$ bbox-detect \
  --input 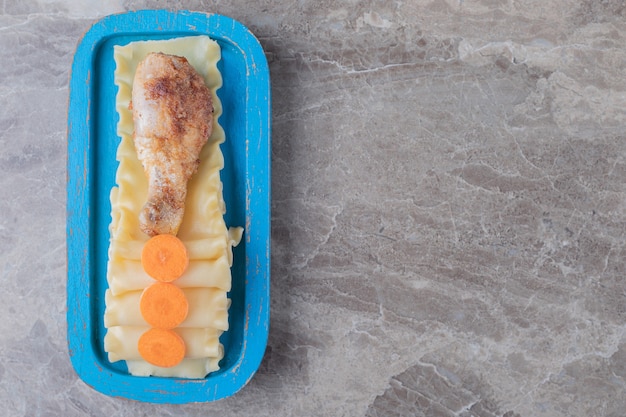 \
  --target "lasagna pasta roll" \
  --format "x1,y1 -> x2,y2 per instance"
107,257 -> 233,295
125,353 -> 224,379
104,288 -> 230,330
103,36 -> 242,378
105,326 -> 223,363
